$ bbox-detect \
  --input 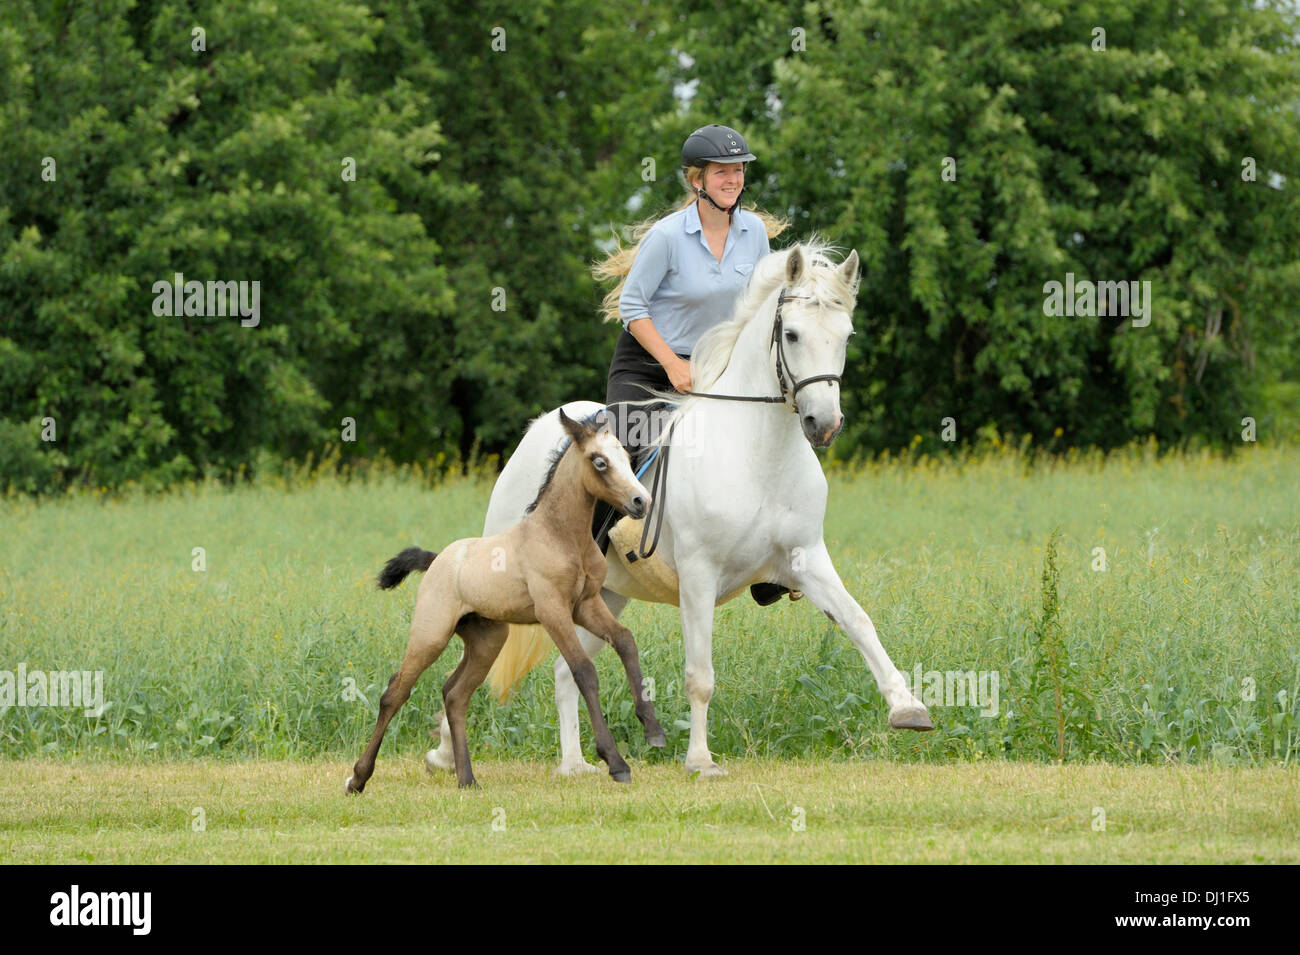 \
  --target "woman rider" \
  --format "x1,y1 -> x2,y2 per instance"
592,124 -> 796,604
596,123 -> 786,406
